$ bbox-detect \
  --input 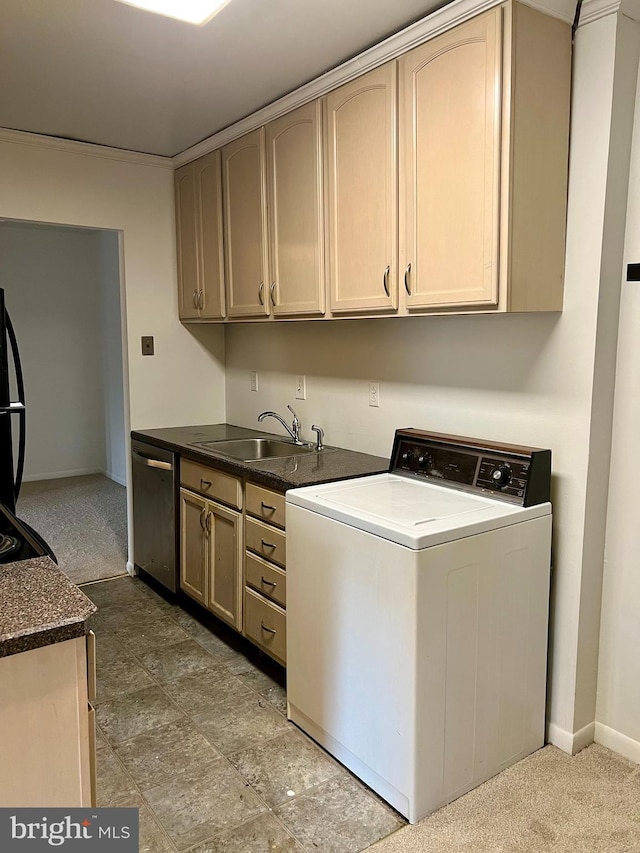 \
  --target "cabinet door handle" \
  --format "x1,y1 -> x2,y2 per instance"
206,511 -> 212,533
261,502 -> 276,512
200,479 -> 212,489
260,622 -> 277,635
270,281 -> 277,306
261,576 -> 277,587
258,282 -> 264,306
383,265 -> 390,297
404,263 -> 412,295
193,290 -> 199,308
199,507 -> 207,530
198,290 -> 204,309
261,539 -> 276,550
